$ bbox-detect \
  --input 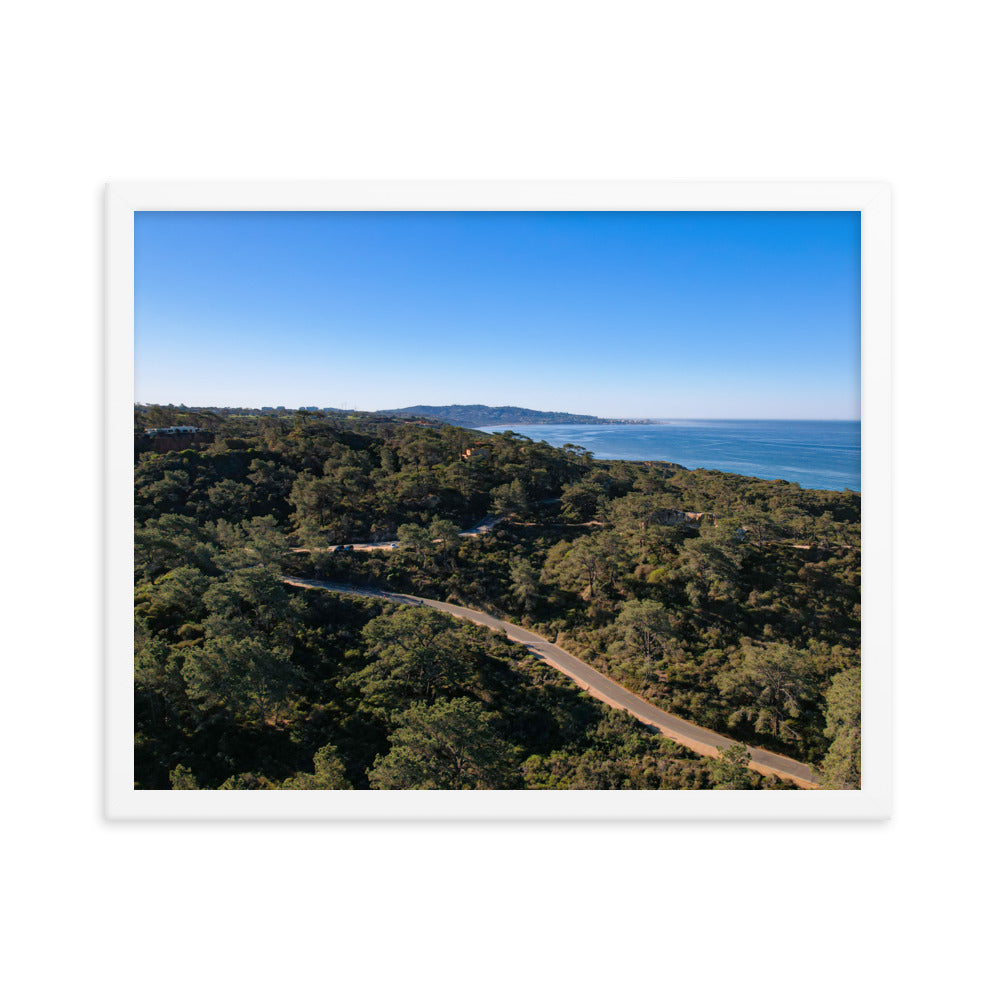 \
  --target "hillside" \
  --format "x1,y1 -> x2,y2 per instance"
379,404 -> 654,427
134,404 -> 861,791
